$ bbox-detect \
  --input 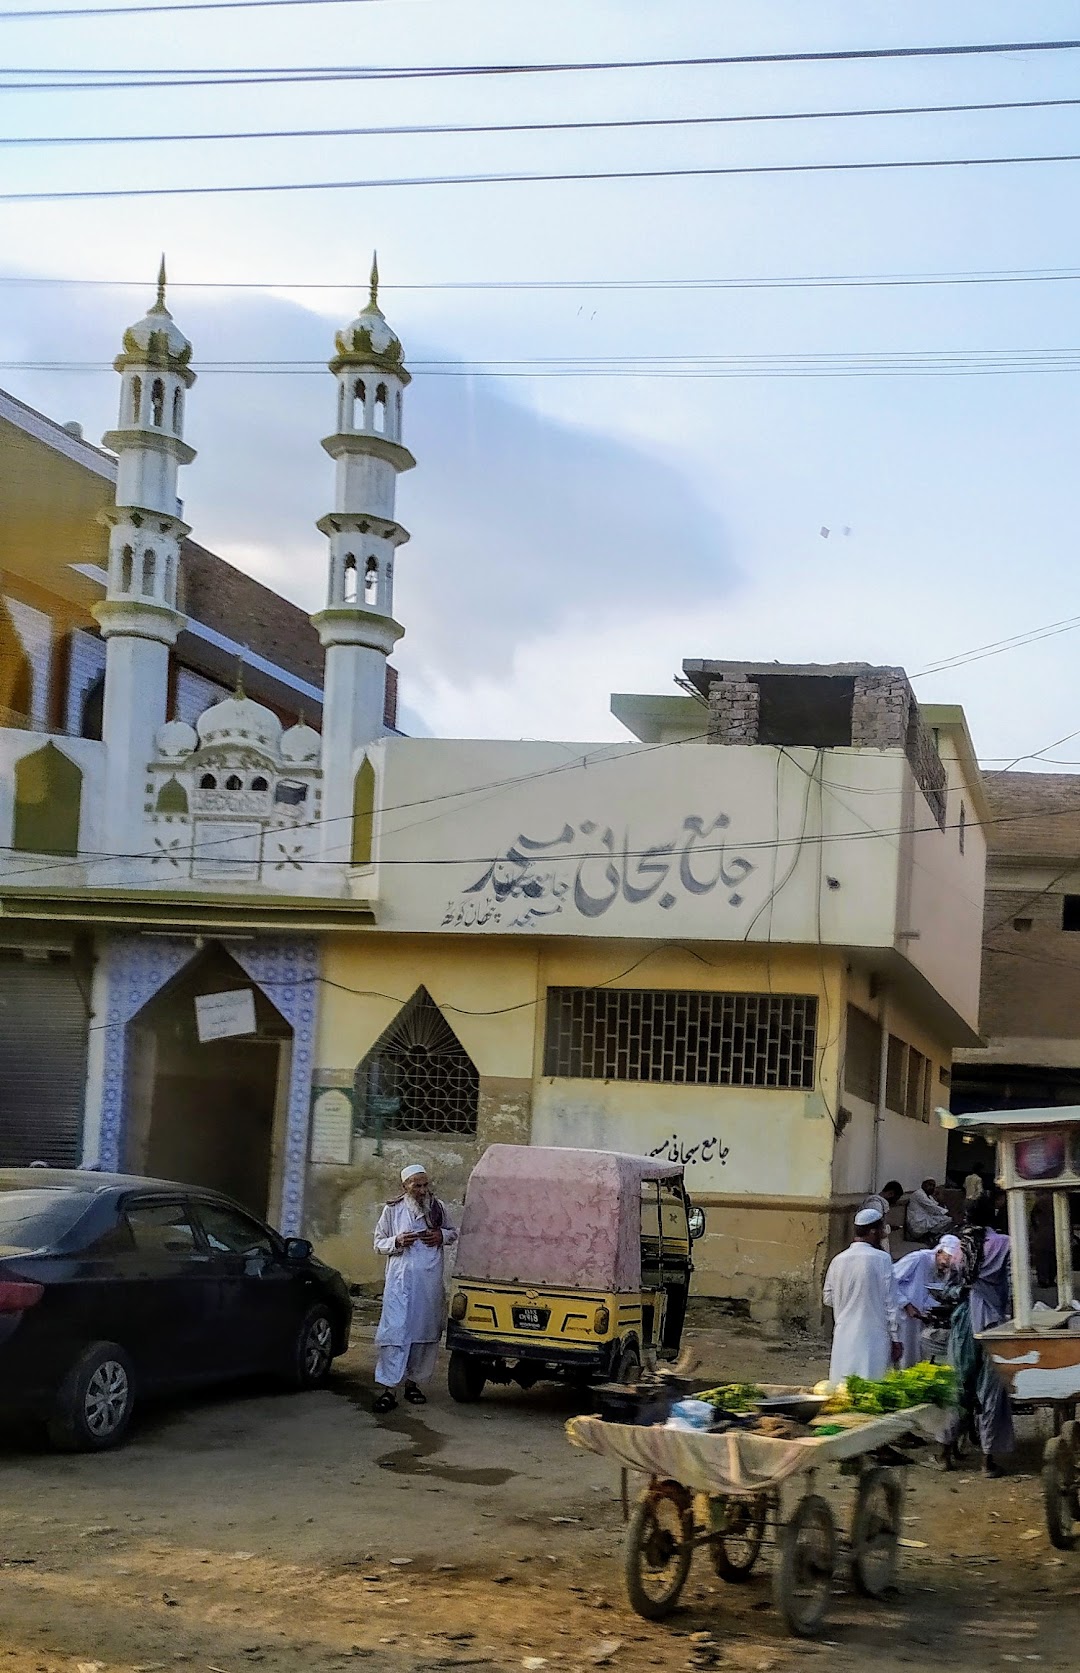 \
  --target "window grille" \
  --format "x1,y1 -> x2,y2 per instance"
543,988 -> 817,1089
354,986 -> 479,1136
885,1034 -> 906,1113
